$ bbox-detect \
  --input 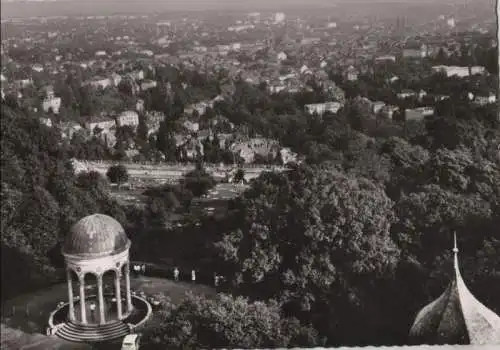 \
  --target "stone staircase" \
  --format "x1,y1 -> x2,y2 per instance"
56,320 -> 130,342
